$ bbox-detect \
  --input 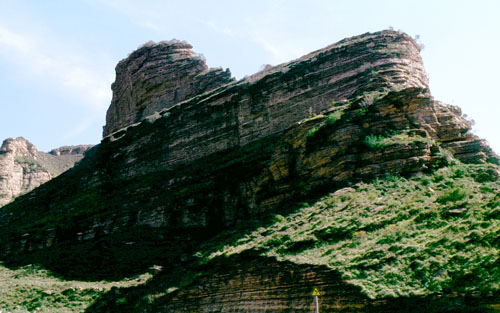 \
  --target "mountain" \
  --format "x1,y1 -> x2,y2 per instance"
0,30 -> 498,312
0,137 -> 93,206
